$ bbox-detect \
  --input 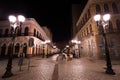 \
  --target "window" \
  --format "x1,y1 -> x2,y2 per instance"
24,27 -> 29,36
88,9 -> 91,18
29,38 -> 34,47
4,29 -> 9,37
23,43 -> 27,55
84,29 -> 86,36
10,27 -> 14,37
85,14 -> 87,22
8,43 -> 13,55
17,27 -> 22,36
1,44 -> 6,57
108,21 -> 113,33
104,21 -> 113,33
34,29 -> 36,36
112,2 -> 119,14
90,24 -> 92,33
116,19 -> 120,30
87,27 -> 89,34
96,4 -> 101,14
15,43 -> 20,54
37,31 -> 39,37
0,29 -> 2,37
104,3 -> 109,13
82,18 -> 85,26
